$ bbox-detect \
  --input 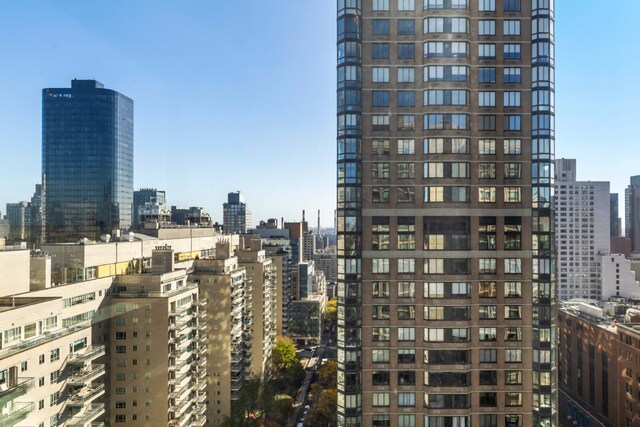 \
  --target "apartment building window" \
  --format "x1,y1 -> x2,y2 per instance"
50,348 -> 60,362
504,44 -> 521,60
479,91 -> 495,107
479,139 -> 496,155
425,114 -> 467,130
372,349 -> 390,363
505,415 -> 523,427
504,0 -> 521,12
115,345 -> 127,354
373,91 -> 390,107
479,67 -> 496,83
424,41 -> 468,58
479,281 -> 497,298
397,187 -> 415,203
373,415 -> 390,427
398,43 -> 415,59
398,327 -> 416,341
397,0 -> 415,11
505,392 -> 523,407
424,216 -> 470,250
372,281 -> 390,298
504,258 -> 522,274
505,349 -> 522,363
398,68 -> 415,83
505,305 -> 522,319
504,67 -> 521,83
398,258 -> 415,273
505,327 -> 523,341
373,0 -> 390,11
372,138 -> 390,155
372,19 -> 390,35
480,371 -> 497,385
115,415 -> 126,423
398,282 -> 415,298
372,328 -> 390,342
505,281 -> 522,298
372,43 -> 390,59
372,392 -> 390,407
398,115 -> 415,131
424,17 -> 468,33
398,217 -> 416,249
504,20 -> 521,36
398,414 -> 416,427
424,186 -> 444,203
479,20 -> 495,35
398,139 -> 415,155
398,19 -> 415,35
504,91 -> 521,107
479,163 -> 496,179
372,67 -> 390,83
479,328 -> 497,341
478,115 -> 496,131
504,187 -> 522,203
479,0 -> 495,11
479,305 -> 497,320
372,259 -> 390,274
479,258 -> 497,274
373,371 -> 390,385
372,186 -> 390,203
424,0 -> 468,8
504,162 -> 521,179
425,65 -> 468,82
480,349 -> 497,363
506,371 -> 523,385
398,91 -> 415,107
504,139 -> 521,154
398,349 -> 416,363
373,305 -> 391,320
479,187 -> 496,203
479,44 -> 496,59
372,162 -> 390,179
